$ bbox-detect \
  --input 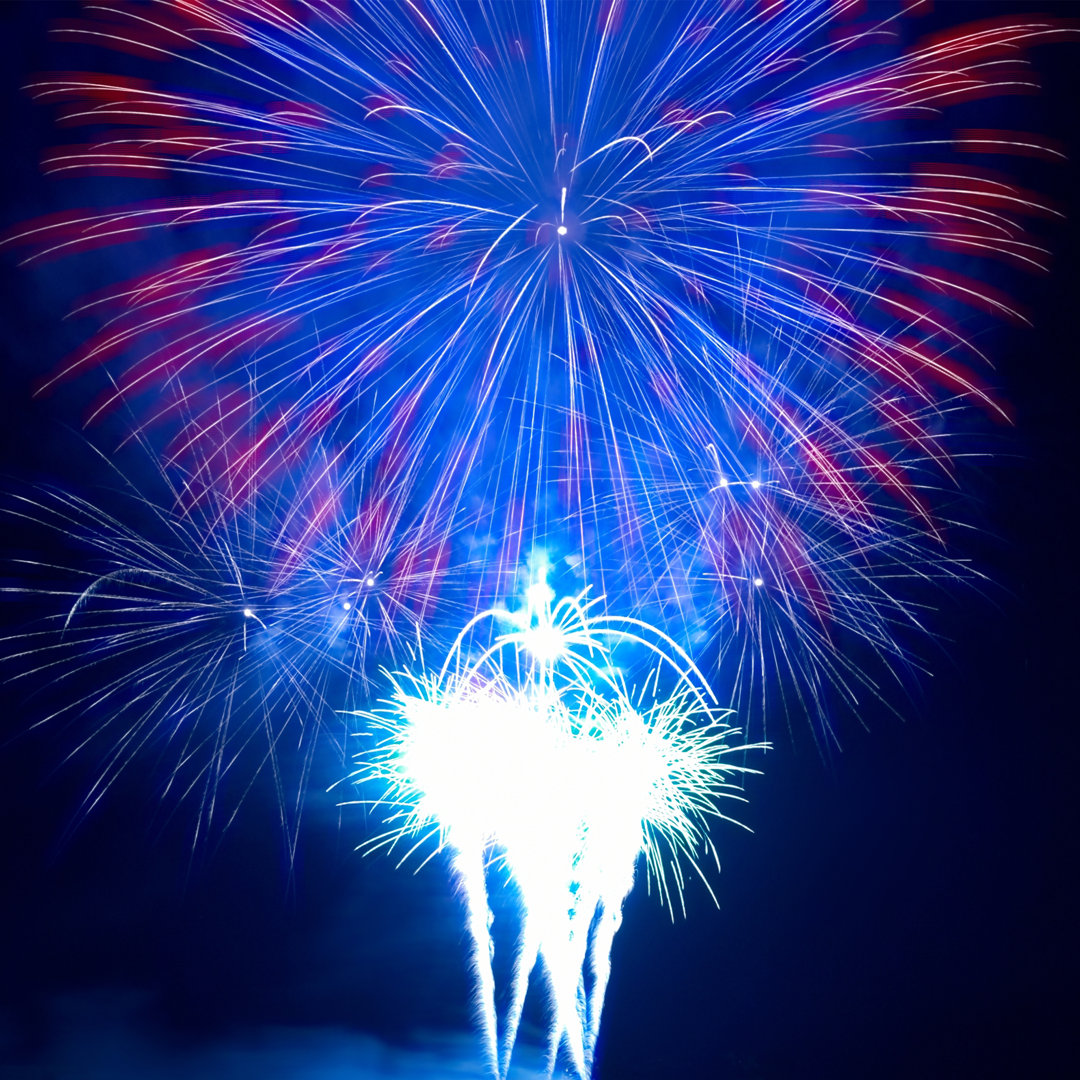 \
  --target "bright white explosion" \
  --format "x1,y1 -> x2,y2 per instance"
350,572 -> 765,1078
